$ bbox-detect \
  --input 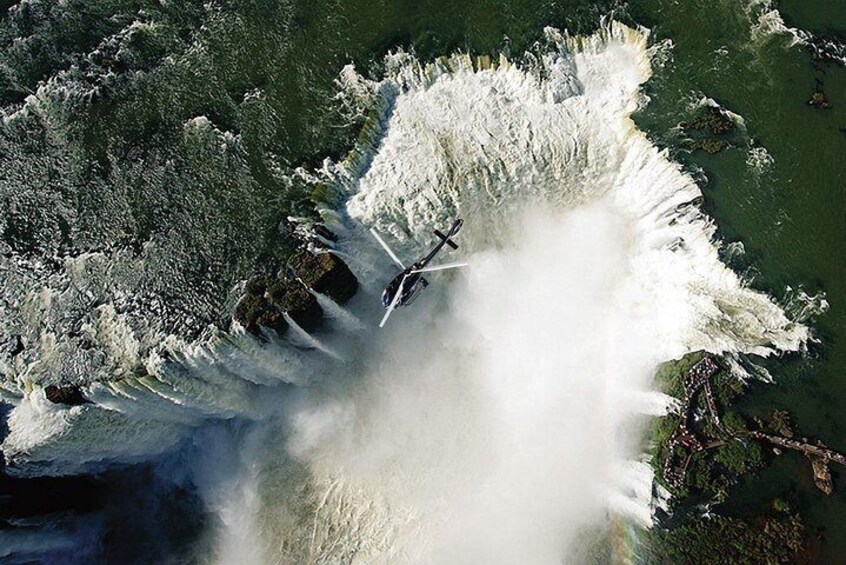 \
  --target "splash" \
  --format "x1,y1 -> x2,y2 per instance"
745,0 -> 808,47
746,146 -> 775,175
